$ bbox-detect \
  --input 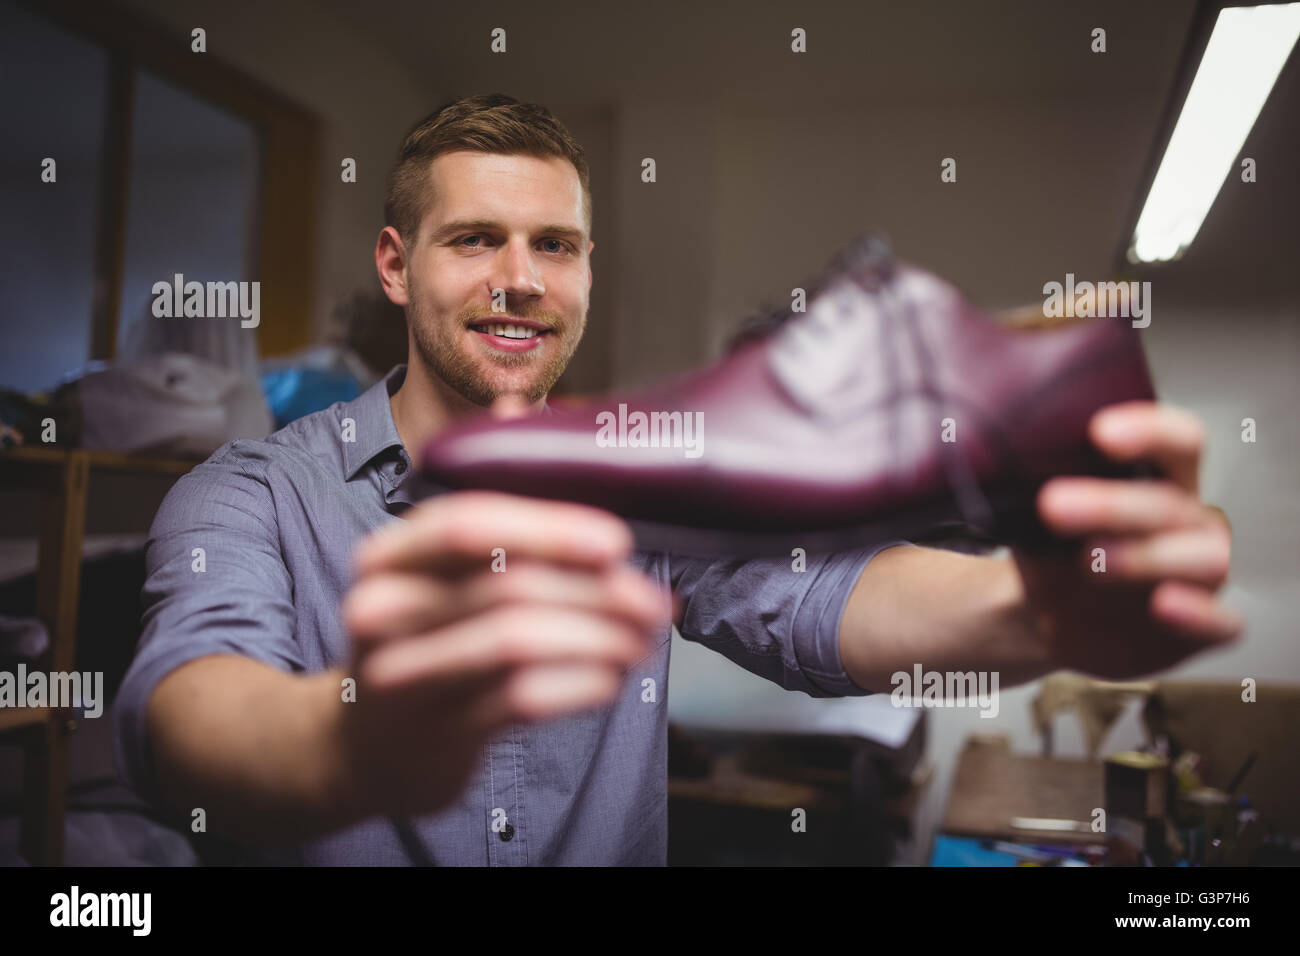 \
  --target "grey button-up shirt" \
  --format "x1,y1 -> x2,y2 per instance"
114,365 -> 892,865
